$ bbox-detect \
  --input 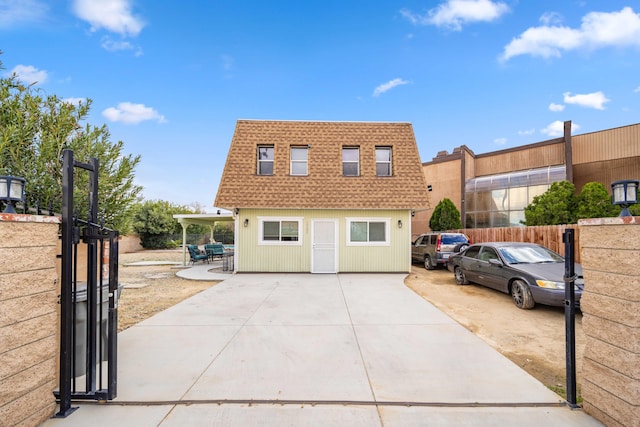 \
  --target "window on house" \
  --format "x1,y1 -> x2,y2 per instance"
259,217 -> 303,245
376,147 -> 392,176
290,146 -> 308,176
342,147 -> 359,176
346,218 -> 390,246
257,145 -> 274,175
